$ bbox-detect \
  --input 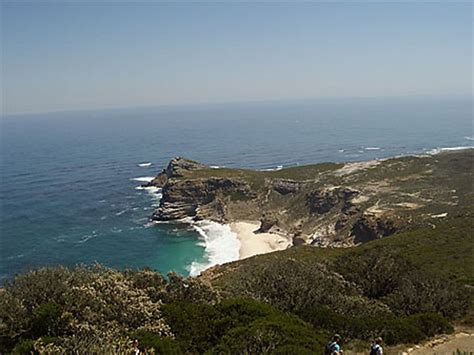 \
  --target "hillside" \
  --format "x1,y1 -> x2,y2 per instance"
148,149 -> 473,247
